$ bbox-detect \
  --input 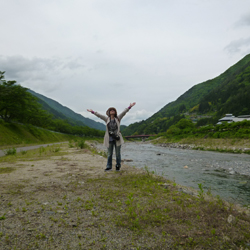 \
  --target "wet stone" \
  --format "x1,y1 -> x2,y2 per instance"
227,214 -> 236,224
5,224 -> 15,229
46,211 -> 55,215
57,210 -> 66,214
182,190 -> 194,195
